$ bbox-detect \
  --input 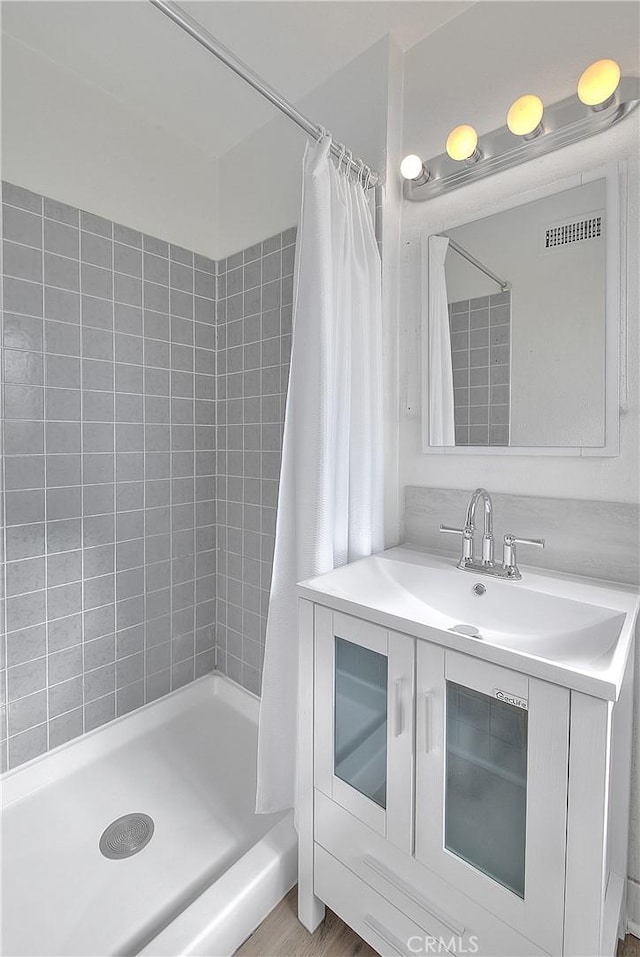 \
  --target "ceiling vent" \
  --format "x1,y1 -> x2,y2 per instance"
544,211 -> 603,251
